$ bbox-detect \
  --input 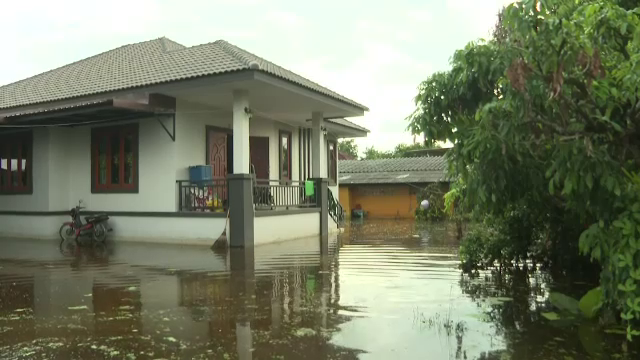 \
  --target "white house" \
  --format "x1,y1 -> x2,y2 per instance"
0,37 -> 368,246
